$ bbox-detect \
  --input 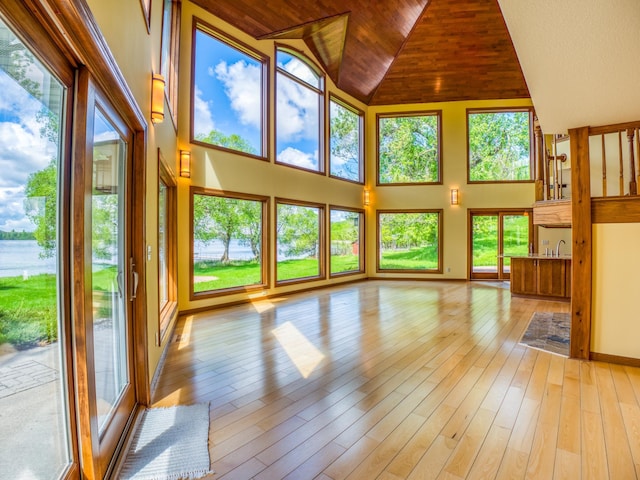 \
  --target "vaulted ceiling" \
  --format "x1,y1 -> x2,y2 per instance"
191,0 -> 530,105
